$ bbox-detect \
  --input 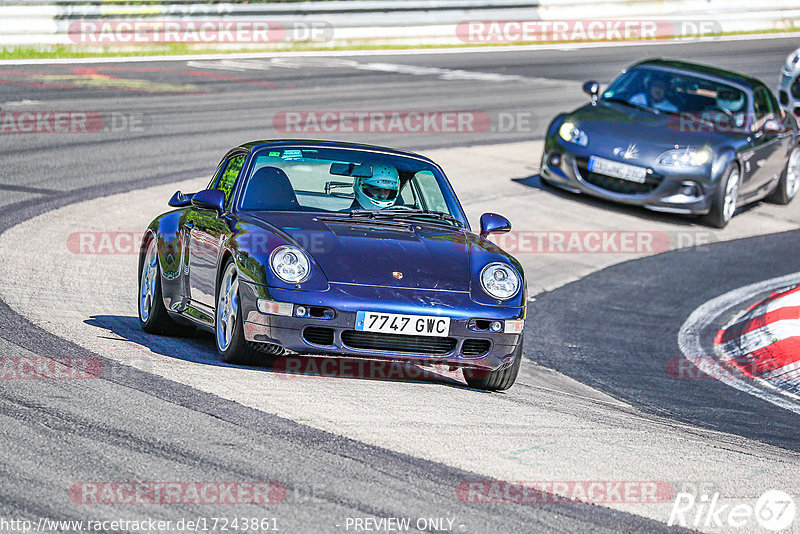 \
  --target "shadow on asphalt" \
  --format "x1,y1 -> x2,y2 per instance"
85,314 -> 468,388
